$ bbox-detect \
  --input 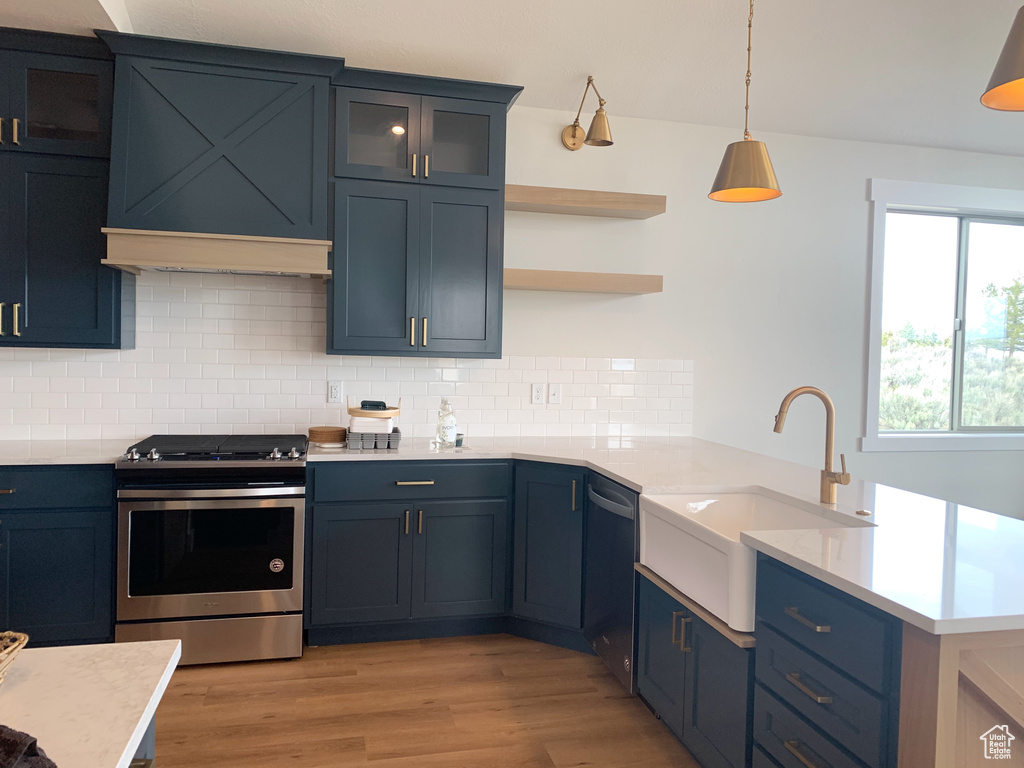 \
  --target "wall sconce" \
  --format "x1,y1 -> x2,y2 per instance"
982,5 -> 1024,110
708,0 -> 781,202
561,76 -> 613,150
